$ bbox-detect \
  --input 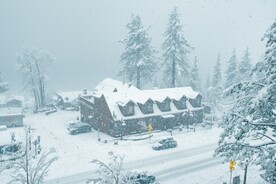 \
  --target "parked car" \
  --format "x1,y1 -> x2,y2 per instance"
124,171 -> 156,184
67,122 -> 91,135
152,137 -> 177,150
0,143 -> 23,155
